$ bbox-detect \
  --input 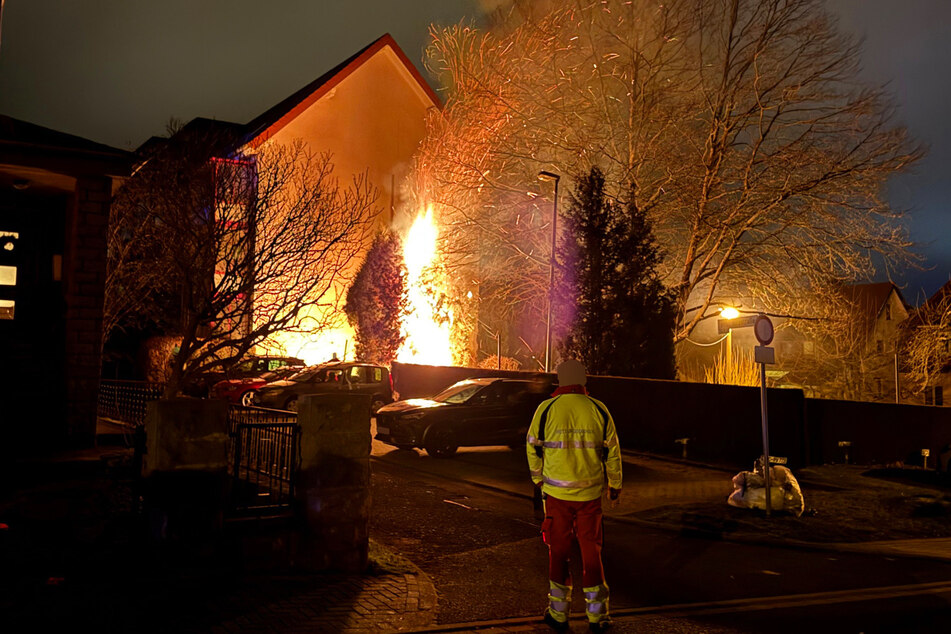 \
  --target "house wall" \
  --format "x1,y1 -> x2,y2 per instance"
257,47 -> 435,364
63,176 -> 110,442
